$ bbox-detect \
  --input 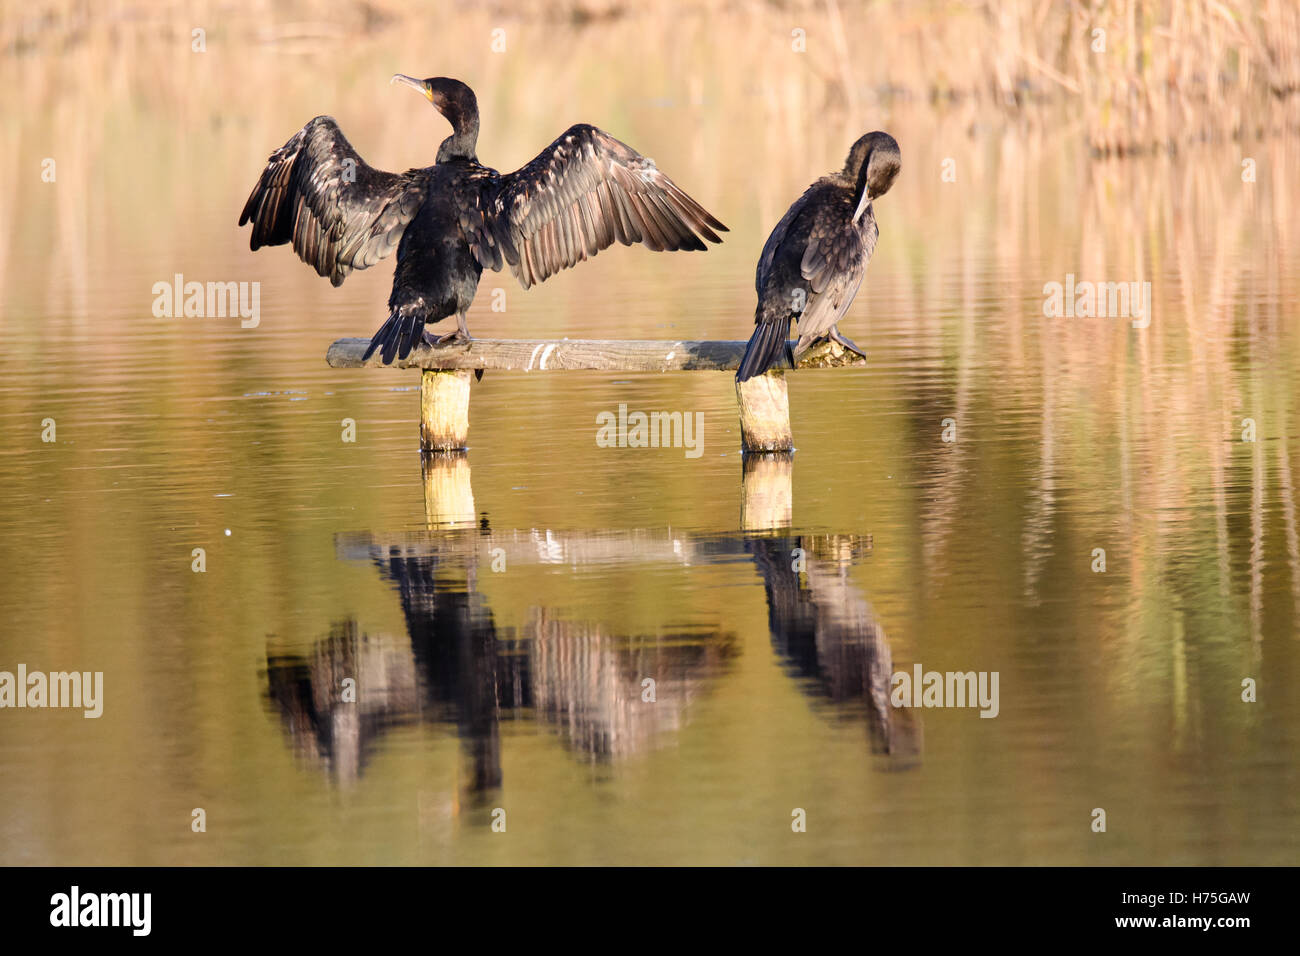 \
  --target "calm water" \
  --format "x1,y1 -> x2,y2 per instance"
1,13 -> 1298,865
